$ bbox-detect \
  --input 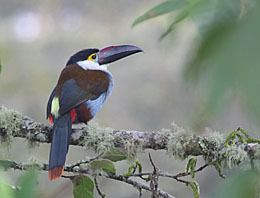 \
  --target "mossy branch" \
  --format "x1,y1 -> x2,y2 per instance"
1,106 -> 260,198
0,106 -> 260,164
